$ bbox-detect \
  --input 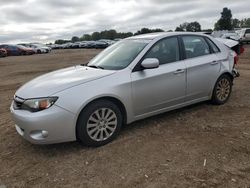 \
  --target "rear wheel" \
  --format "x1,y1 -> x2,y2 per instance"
76,100 -> 122,147
211,74 -> 233,105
